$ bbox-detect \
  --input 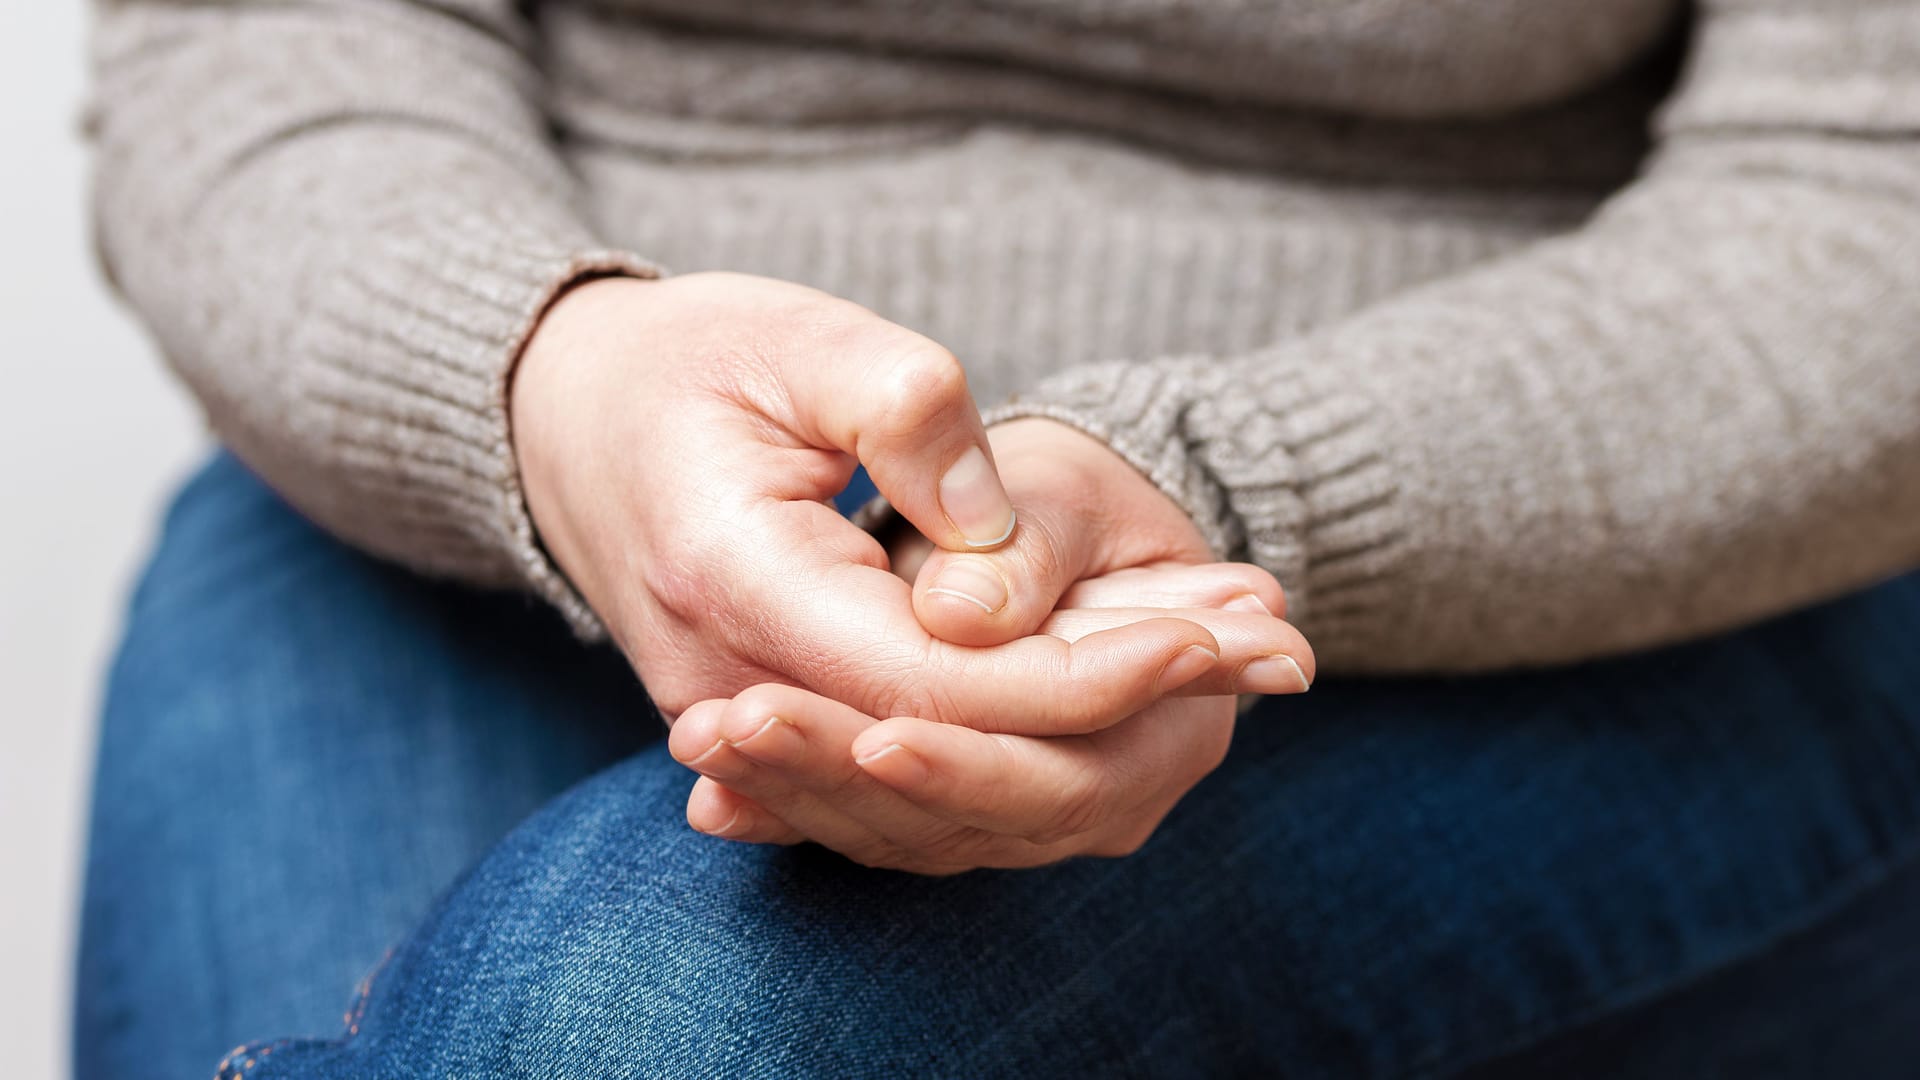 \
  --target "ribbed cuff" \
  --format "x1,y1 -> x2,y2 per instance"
302,207 -> 661,639
985,355 -> 1407,656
